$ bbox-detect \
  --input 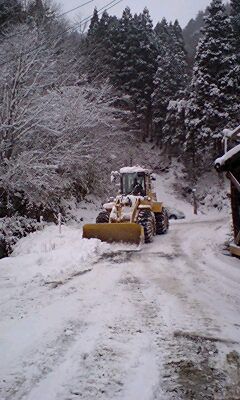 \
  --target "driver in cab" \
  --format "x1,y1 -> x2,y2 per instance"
132,178 -> 145,196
